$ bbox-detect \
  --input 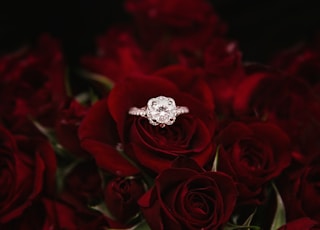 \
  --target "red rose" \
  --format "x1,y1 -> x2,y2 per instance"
55,99 -> 89,157
0,125 -> 56,223
216,121 -> 291,204
271,41 -> 320,86
138,158 -> 238,230
233,66 -> 312,120
60,163 -> 150,228
125,0 -> 225,48
0,202 -> 46,229
79,66 -> 216,175
81,1 -> 227,86
0,198 -> 109,230
0,34 -> 67,128
280,156 -> 320,223
204,38 -> 245,115
81,27 -> 150,83
233,65 -> 315,121
42,198 -> 108,230
278,218 -> 320,230
104,176 -> 145,222
233,66 -> 319,155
